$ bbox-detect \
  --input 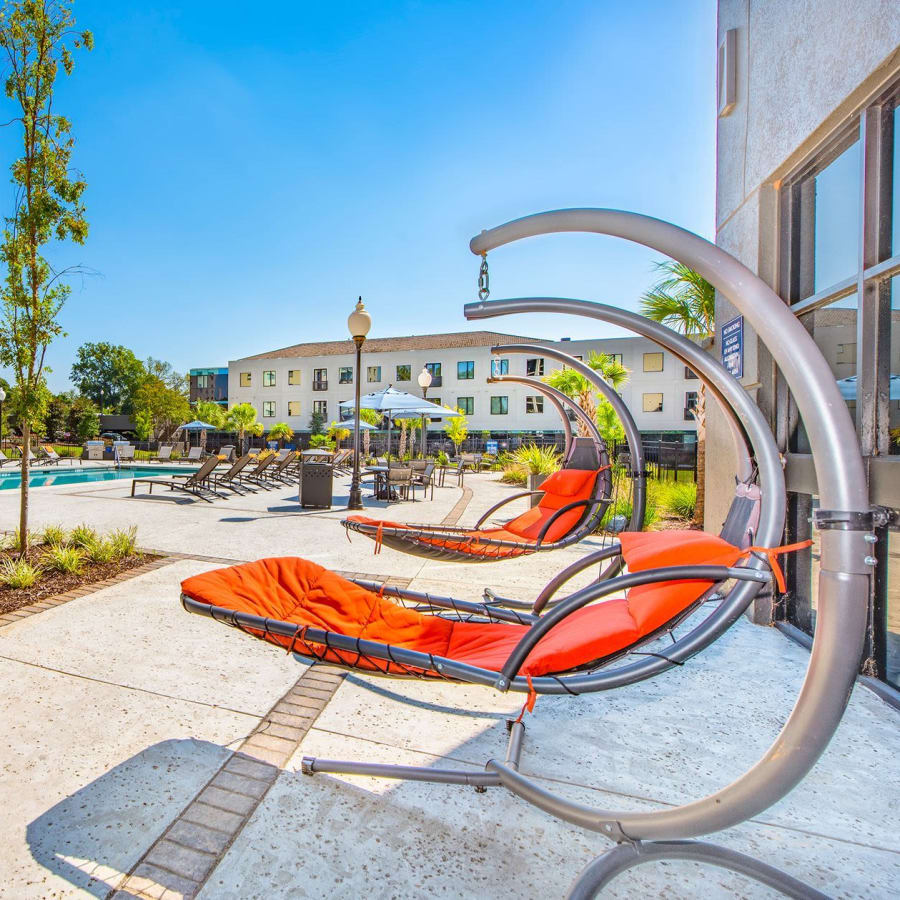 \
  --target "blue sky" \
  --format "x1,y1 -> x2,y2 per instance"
1,0 -> 717,392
